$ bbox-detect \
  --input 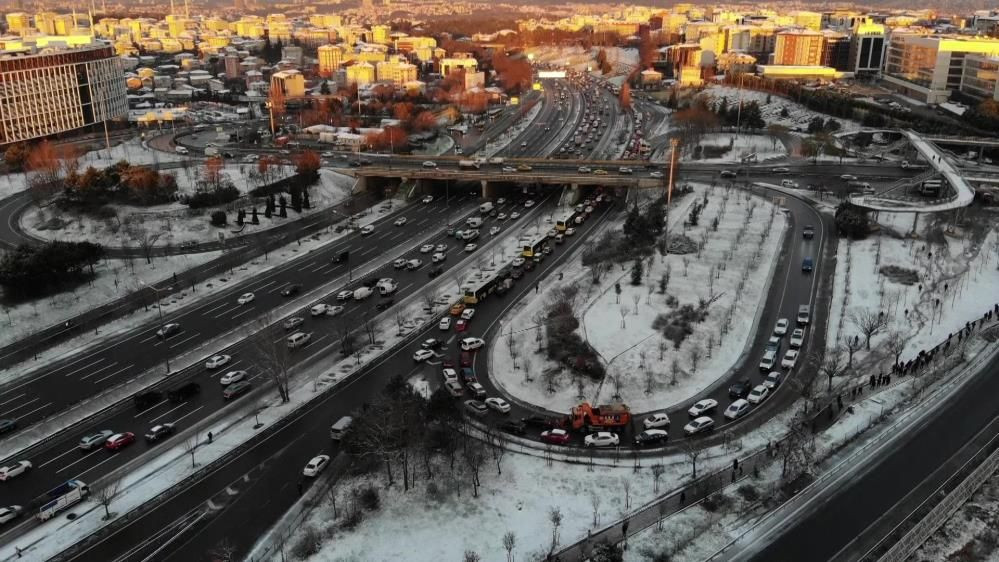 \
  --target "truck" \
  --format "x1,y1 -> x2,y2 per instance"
568,402 -> 631,432
900,160 -> 928,170
38,480 -> 89,521
488,157 -> 505,165
458,160 -> 480,170
478,202 -> 494,214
